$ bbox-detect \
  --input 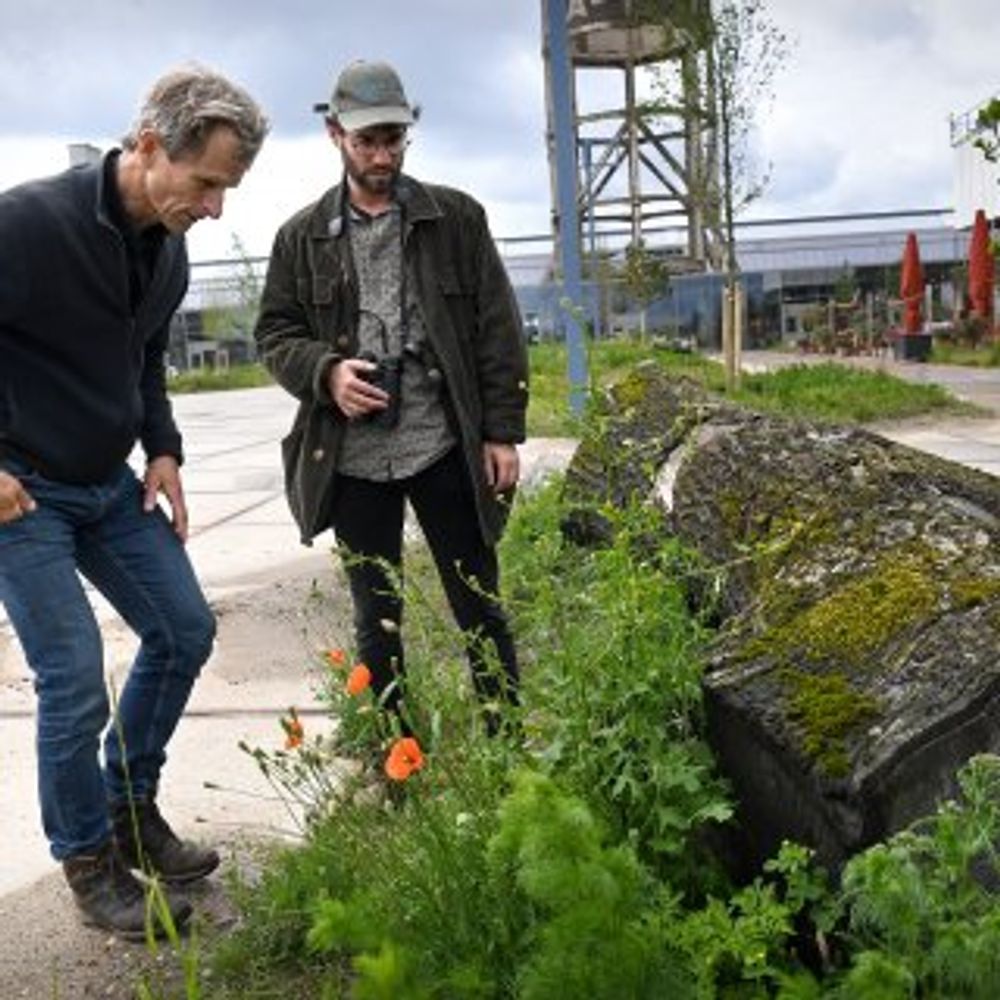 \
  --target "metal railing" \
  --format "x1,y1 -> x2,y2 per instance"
949,93 -> 1000,148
